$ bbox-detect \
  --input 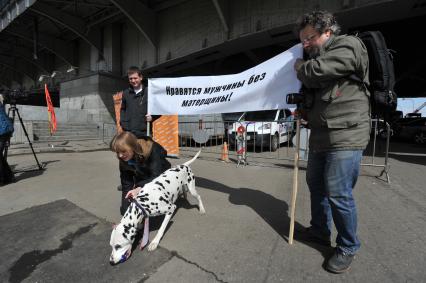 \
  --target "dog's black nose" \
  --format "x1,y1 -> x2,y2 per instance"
109,261 -> 117,266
